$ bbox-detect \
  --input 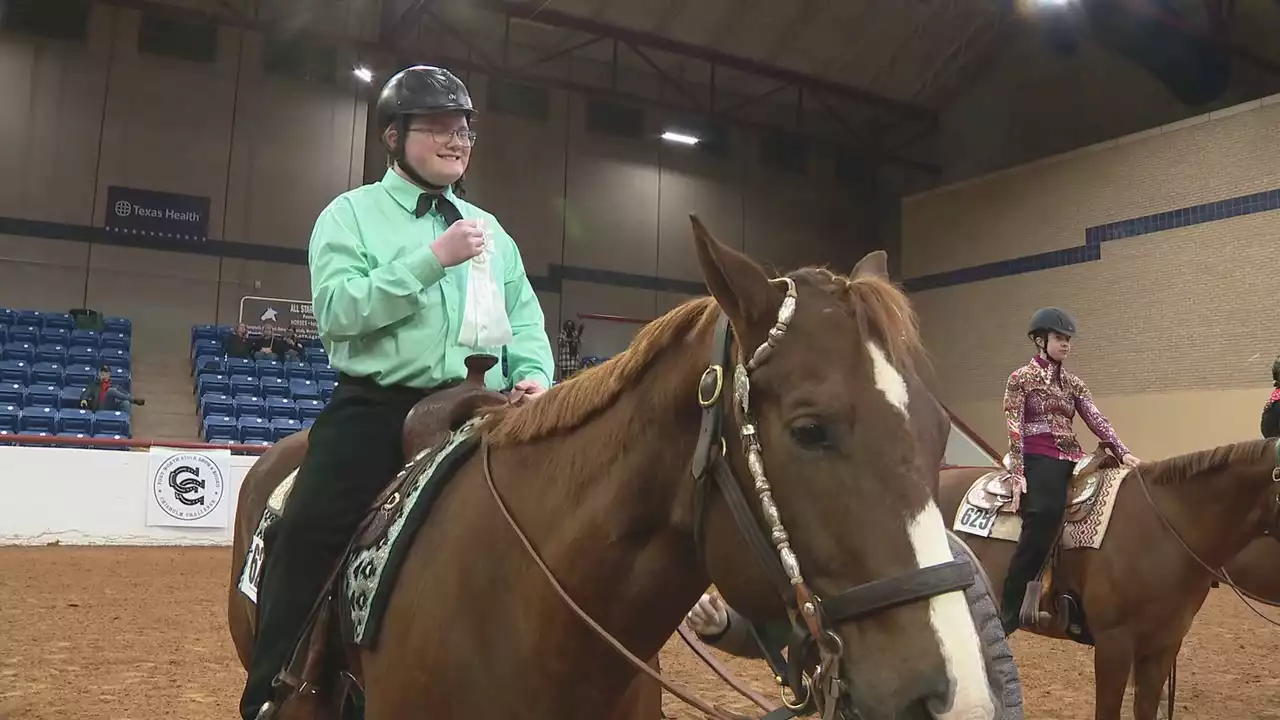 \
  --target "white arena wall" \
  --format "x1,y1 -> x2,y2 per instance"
0,445 -> 258,546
